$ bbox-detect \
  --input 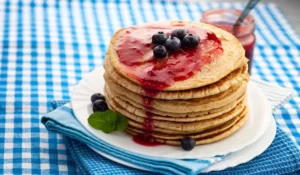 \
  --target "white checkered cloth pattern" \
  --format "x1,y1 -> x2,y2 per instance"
0,0 -> 299,174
